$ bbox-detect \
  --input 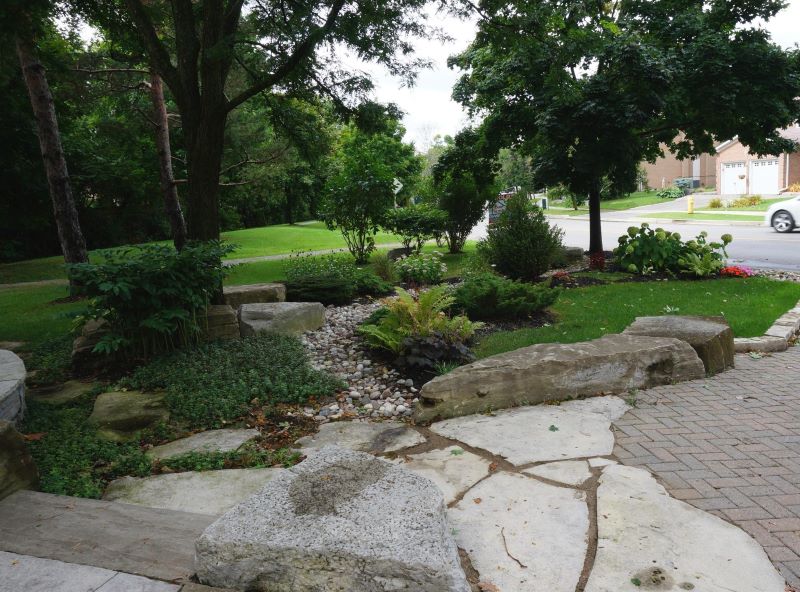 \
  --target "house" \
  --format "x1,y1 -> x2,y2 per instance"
641,148 -> 717,190
715,126 -> 800,195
